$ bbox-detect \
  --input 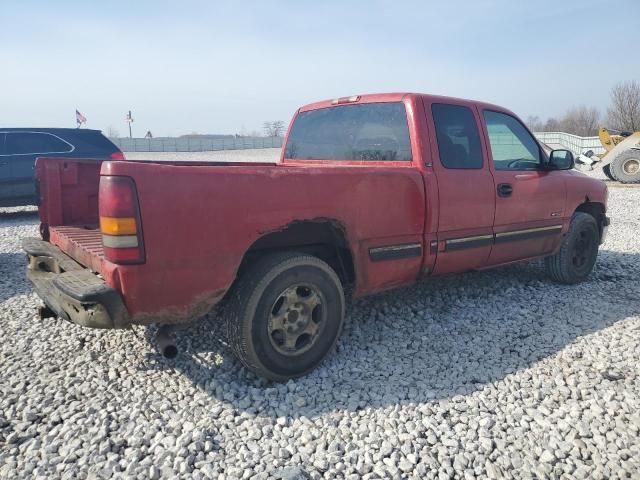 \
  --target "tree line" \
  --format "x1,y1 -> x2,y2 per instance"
526,80 -> 640,136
